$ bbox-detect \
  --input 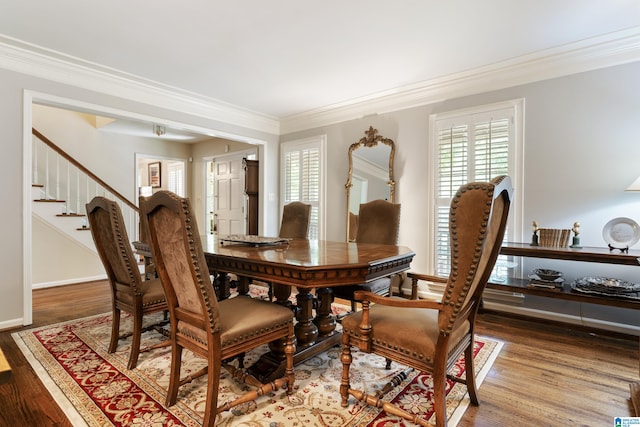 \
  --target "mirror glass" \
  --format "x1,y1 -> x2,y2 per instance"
346,126 -> 395,241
